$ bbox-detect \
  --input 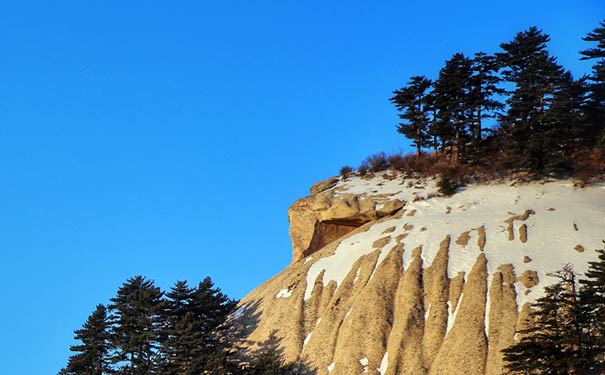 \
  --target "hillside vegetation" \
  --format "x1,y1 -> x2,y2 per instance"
343,21 -> 605,185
